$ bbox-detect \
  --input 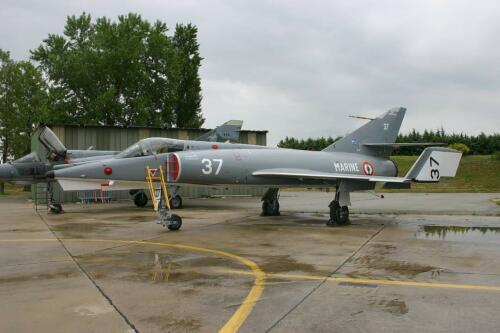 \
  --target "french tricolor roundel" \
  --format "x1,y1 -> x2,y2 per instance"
362,161 -> 375,176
